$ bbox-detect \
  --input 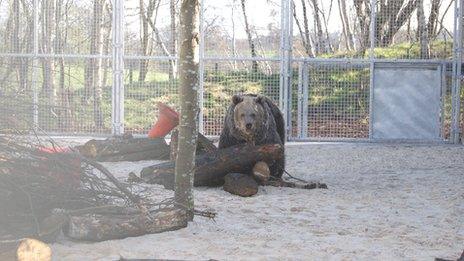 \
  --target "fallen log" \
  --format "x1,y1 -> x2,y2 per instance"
65,208 -> 188,241
76,137 -> 169,162
141,144 -> 283,190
